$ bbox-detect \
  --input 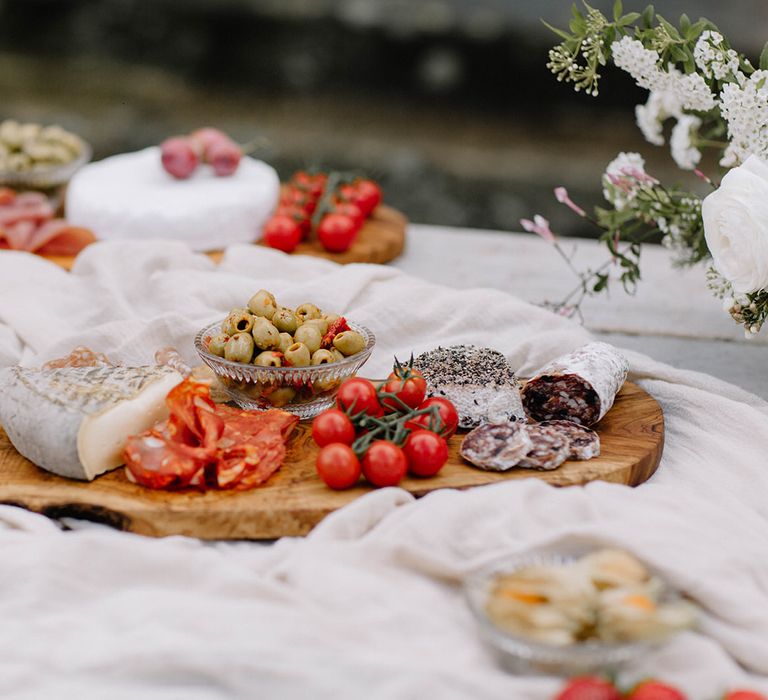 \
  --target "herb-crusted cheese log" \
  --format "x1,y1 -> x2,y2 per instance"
0,365 -> 182,480
522,342 -> 629,426
414,345 -> 525,429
